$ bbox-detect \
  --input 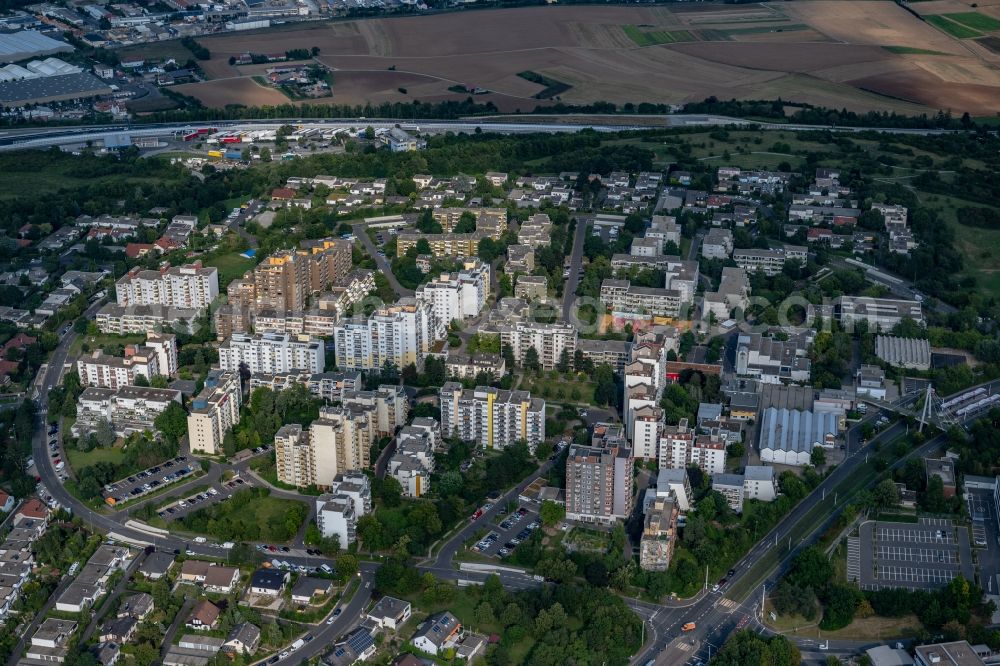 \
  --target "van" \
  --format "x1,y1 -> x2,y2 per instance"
194,537 -> 207,544
320,564 -> 333,574
682,622 -> 696,632
290,639 -> 305,652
